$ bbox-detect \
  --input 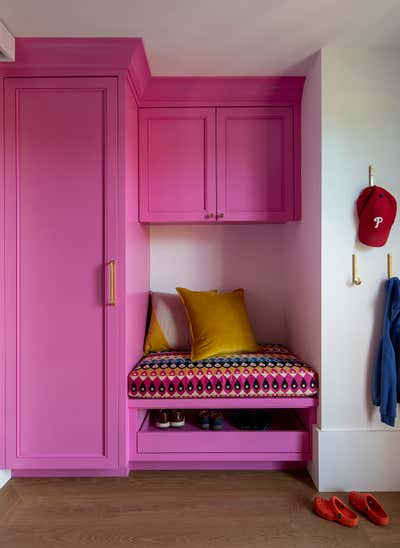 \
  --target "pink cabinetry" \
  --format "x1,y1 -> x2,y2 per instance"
4,77 -> 120,470
139,106 -> 297,223
0,76 -> 4,470
0,38 -> 307,476
139,108 -> 216,222
217,107 -> 294,222
128,399 -> 317,470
